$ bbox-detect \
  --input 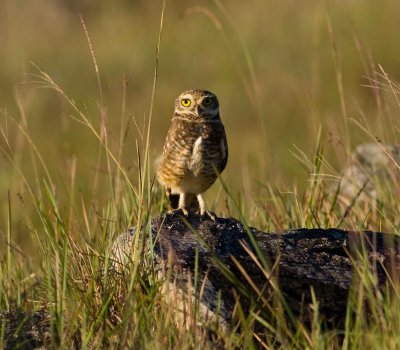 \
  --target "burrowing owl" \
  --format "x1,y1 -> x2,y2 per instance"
156,89 -> 228,218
